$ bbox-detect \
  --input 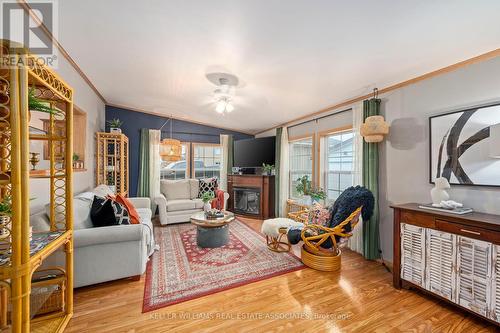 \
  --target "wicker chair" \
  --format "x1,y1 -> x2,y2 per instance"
286,199 -> 310,223
300,207 -> 362,271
